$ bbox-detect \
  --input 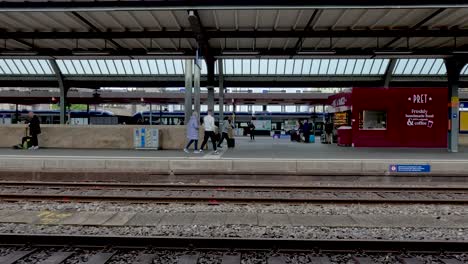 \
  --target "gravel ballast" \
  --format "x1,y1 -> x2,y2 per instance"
0,201 -> 466,216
